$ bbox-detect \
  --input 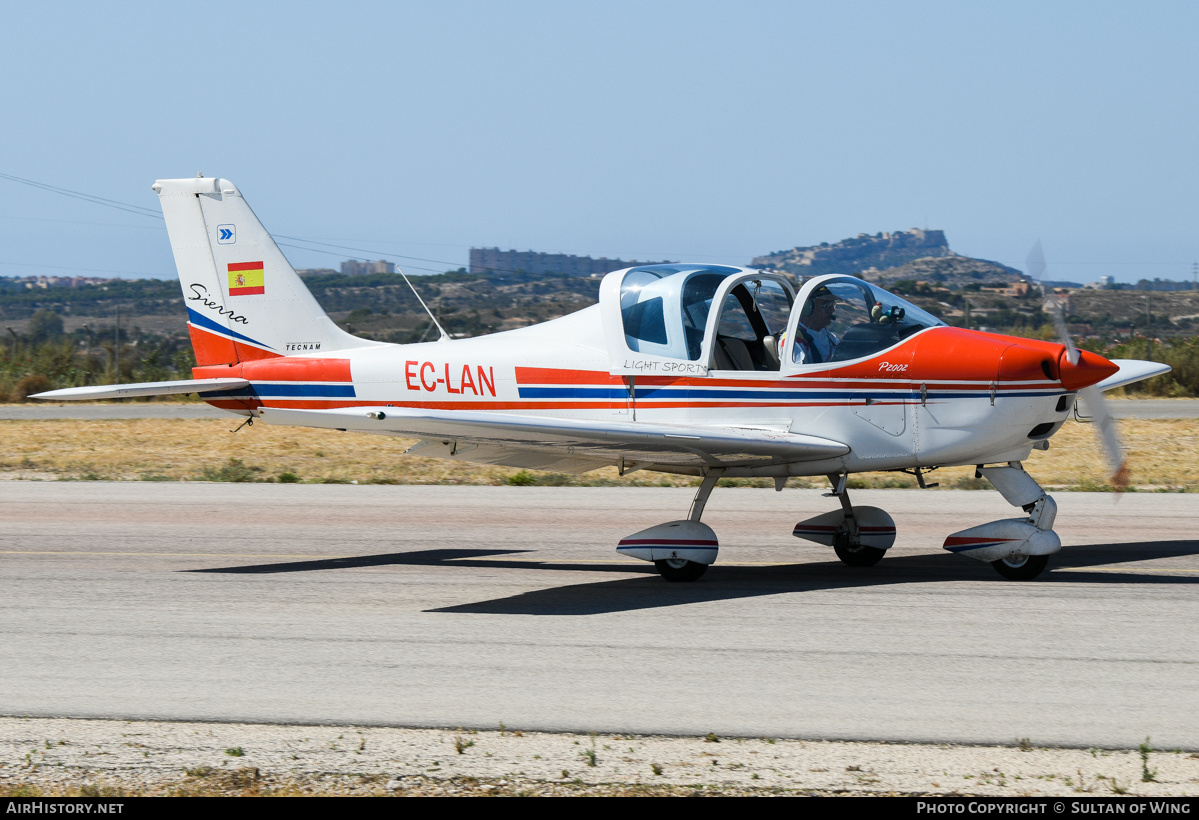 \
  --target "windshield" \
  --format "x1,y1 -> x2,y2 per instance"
792,278 -> 944,364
